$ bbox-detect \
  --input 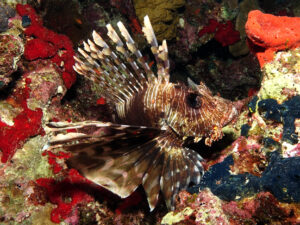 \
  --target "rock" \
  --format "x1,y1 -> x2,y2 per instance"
229,0 -> 260,57
0,34 -> 24,88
